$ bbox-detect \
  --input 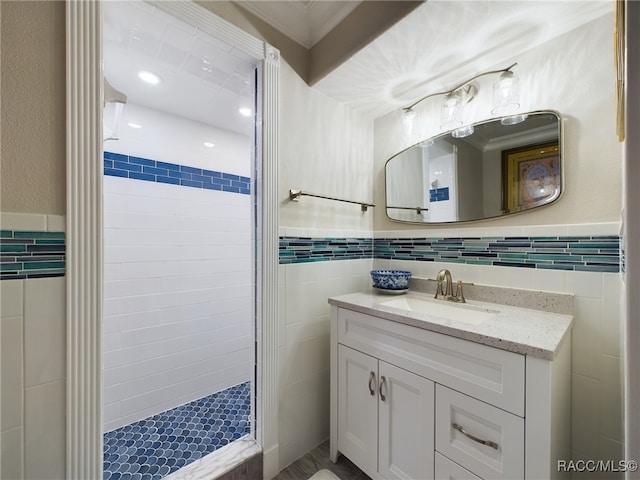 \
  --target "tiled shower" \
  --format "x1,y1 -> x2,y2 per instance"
101,102 -> 255,477
101,146 -> 254,478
